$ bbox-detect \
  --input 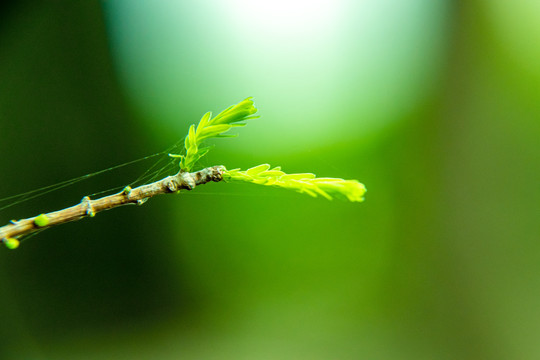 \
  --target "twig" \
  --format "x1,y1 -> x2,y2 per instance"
0,166 -> 224,246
